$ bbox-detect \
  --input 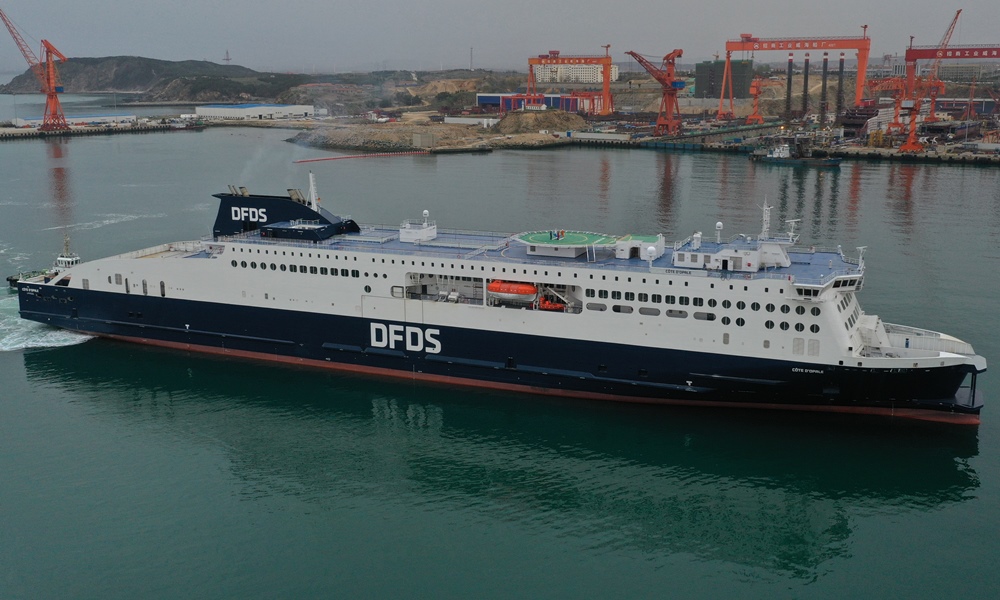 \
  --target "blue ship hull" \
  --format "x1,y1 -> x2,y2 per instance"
17,280 -> 982,423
